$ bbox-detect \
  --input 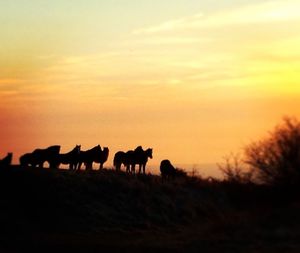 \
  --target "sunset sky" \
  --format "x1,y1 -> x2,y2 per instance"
1,0 -> 300,175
